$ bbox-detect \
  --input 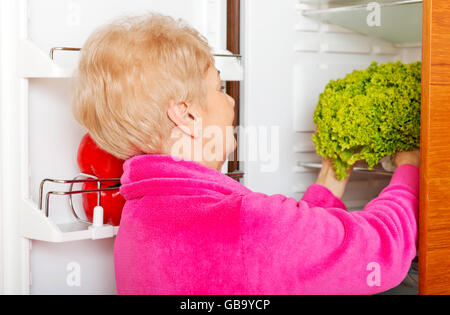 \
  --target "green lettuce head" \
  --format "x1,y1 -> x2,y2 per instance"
312,61 -> 421,180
